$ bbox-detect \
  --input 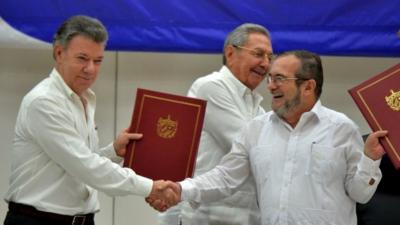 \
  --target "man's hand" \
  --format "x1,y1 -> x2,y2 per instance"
113,128 -> 143,157
364,130 -> 388,160
145,180 -> 181,212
